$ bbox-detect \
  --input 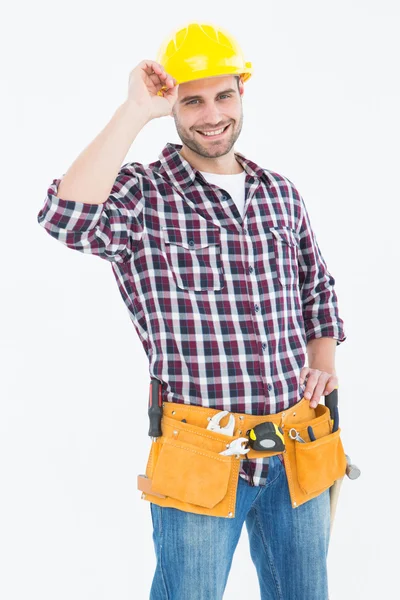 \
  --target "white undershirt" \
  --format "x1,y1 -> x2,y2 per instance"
199,170 -> 247,218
